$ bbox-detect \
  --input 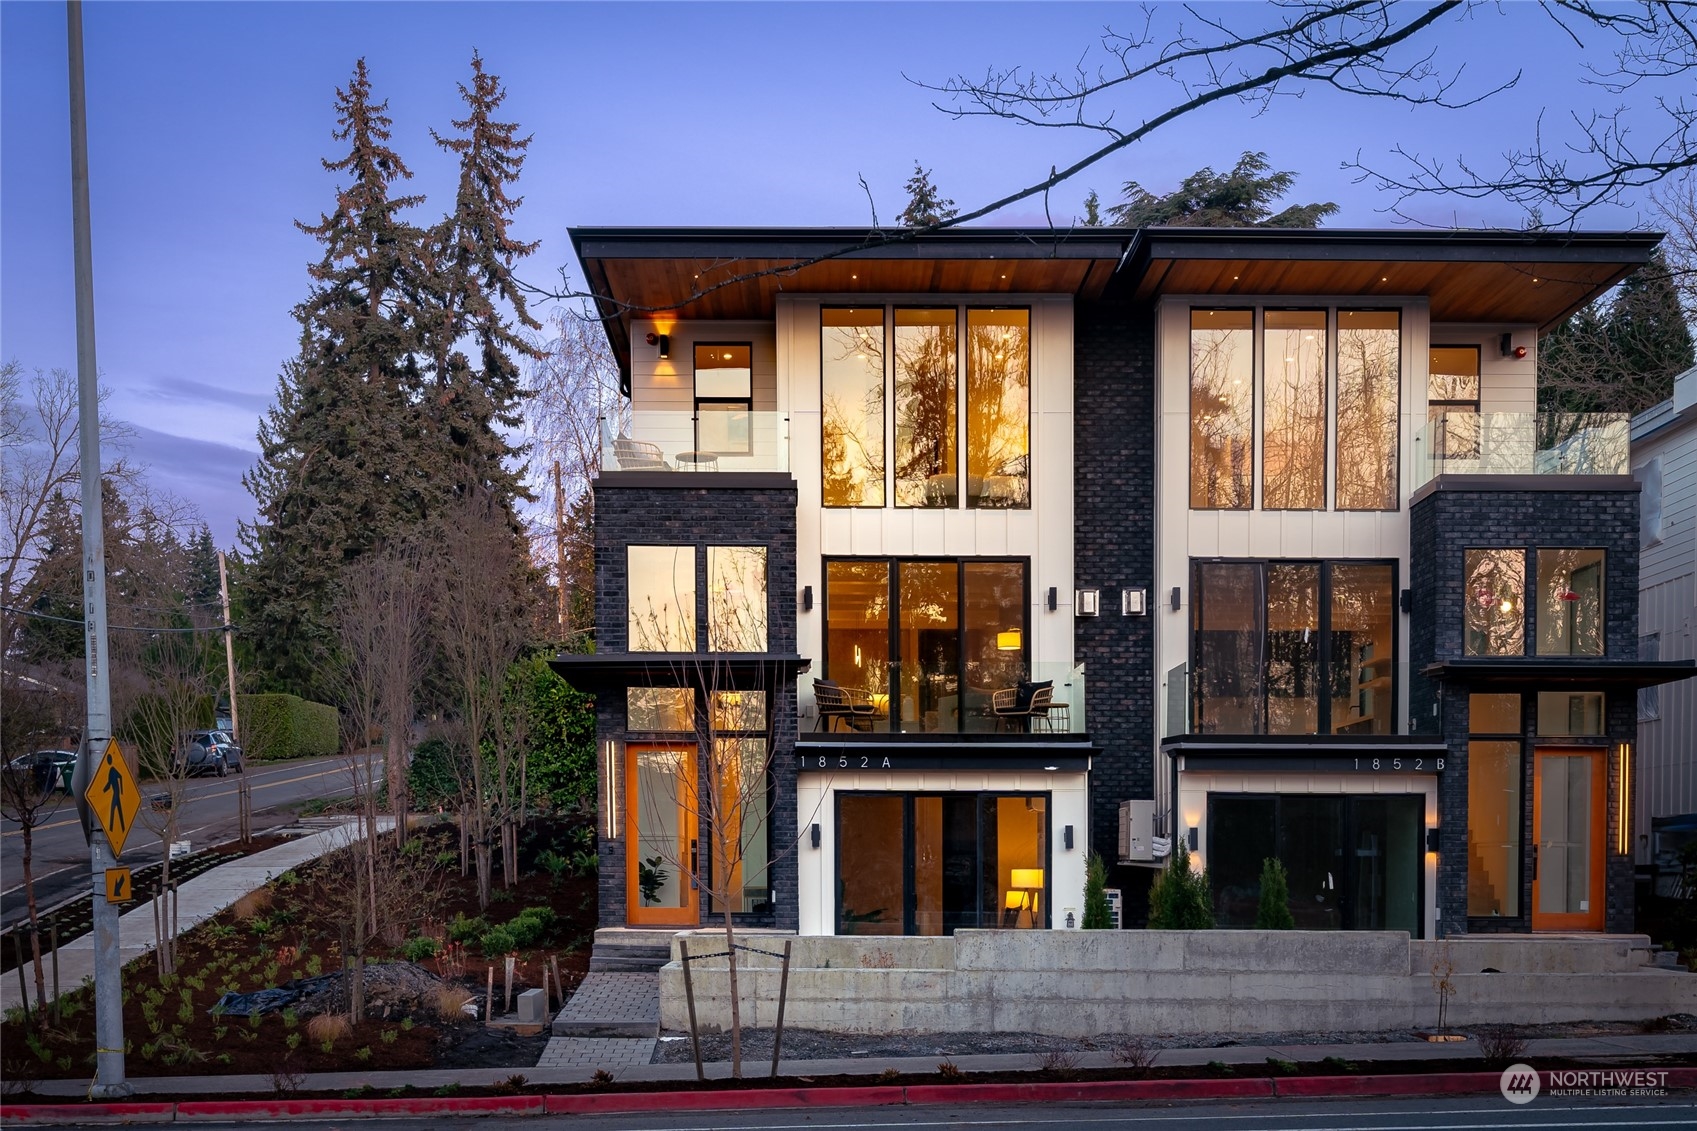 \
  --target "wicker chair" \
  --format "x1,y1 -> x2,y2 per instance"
990,682 -> 1054,732
813,679 -> 880,732
612,437 -> 670,470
